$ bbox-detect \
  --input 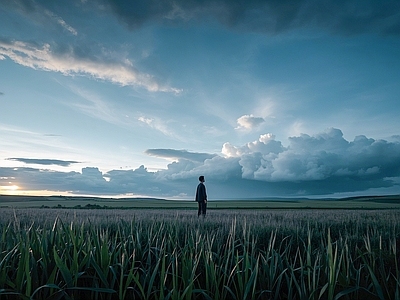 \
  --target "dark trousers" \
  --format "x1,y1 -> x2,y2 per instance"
198,201 -> 207,217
